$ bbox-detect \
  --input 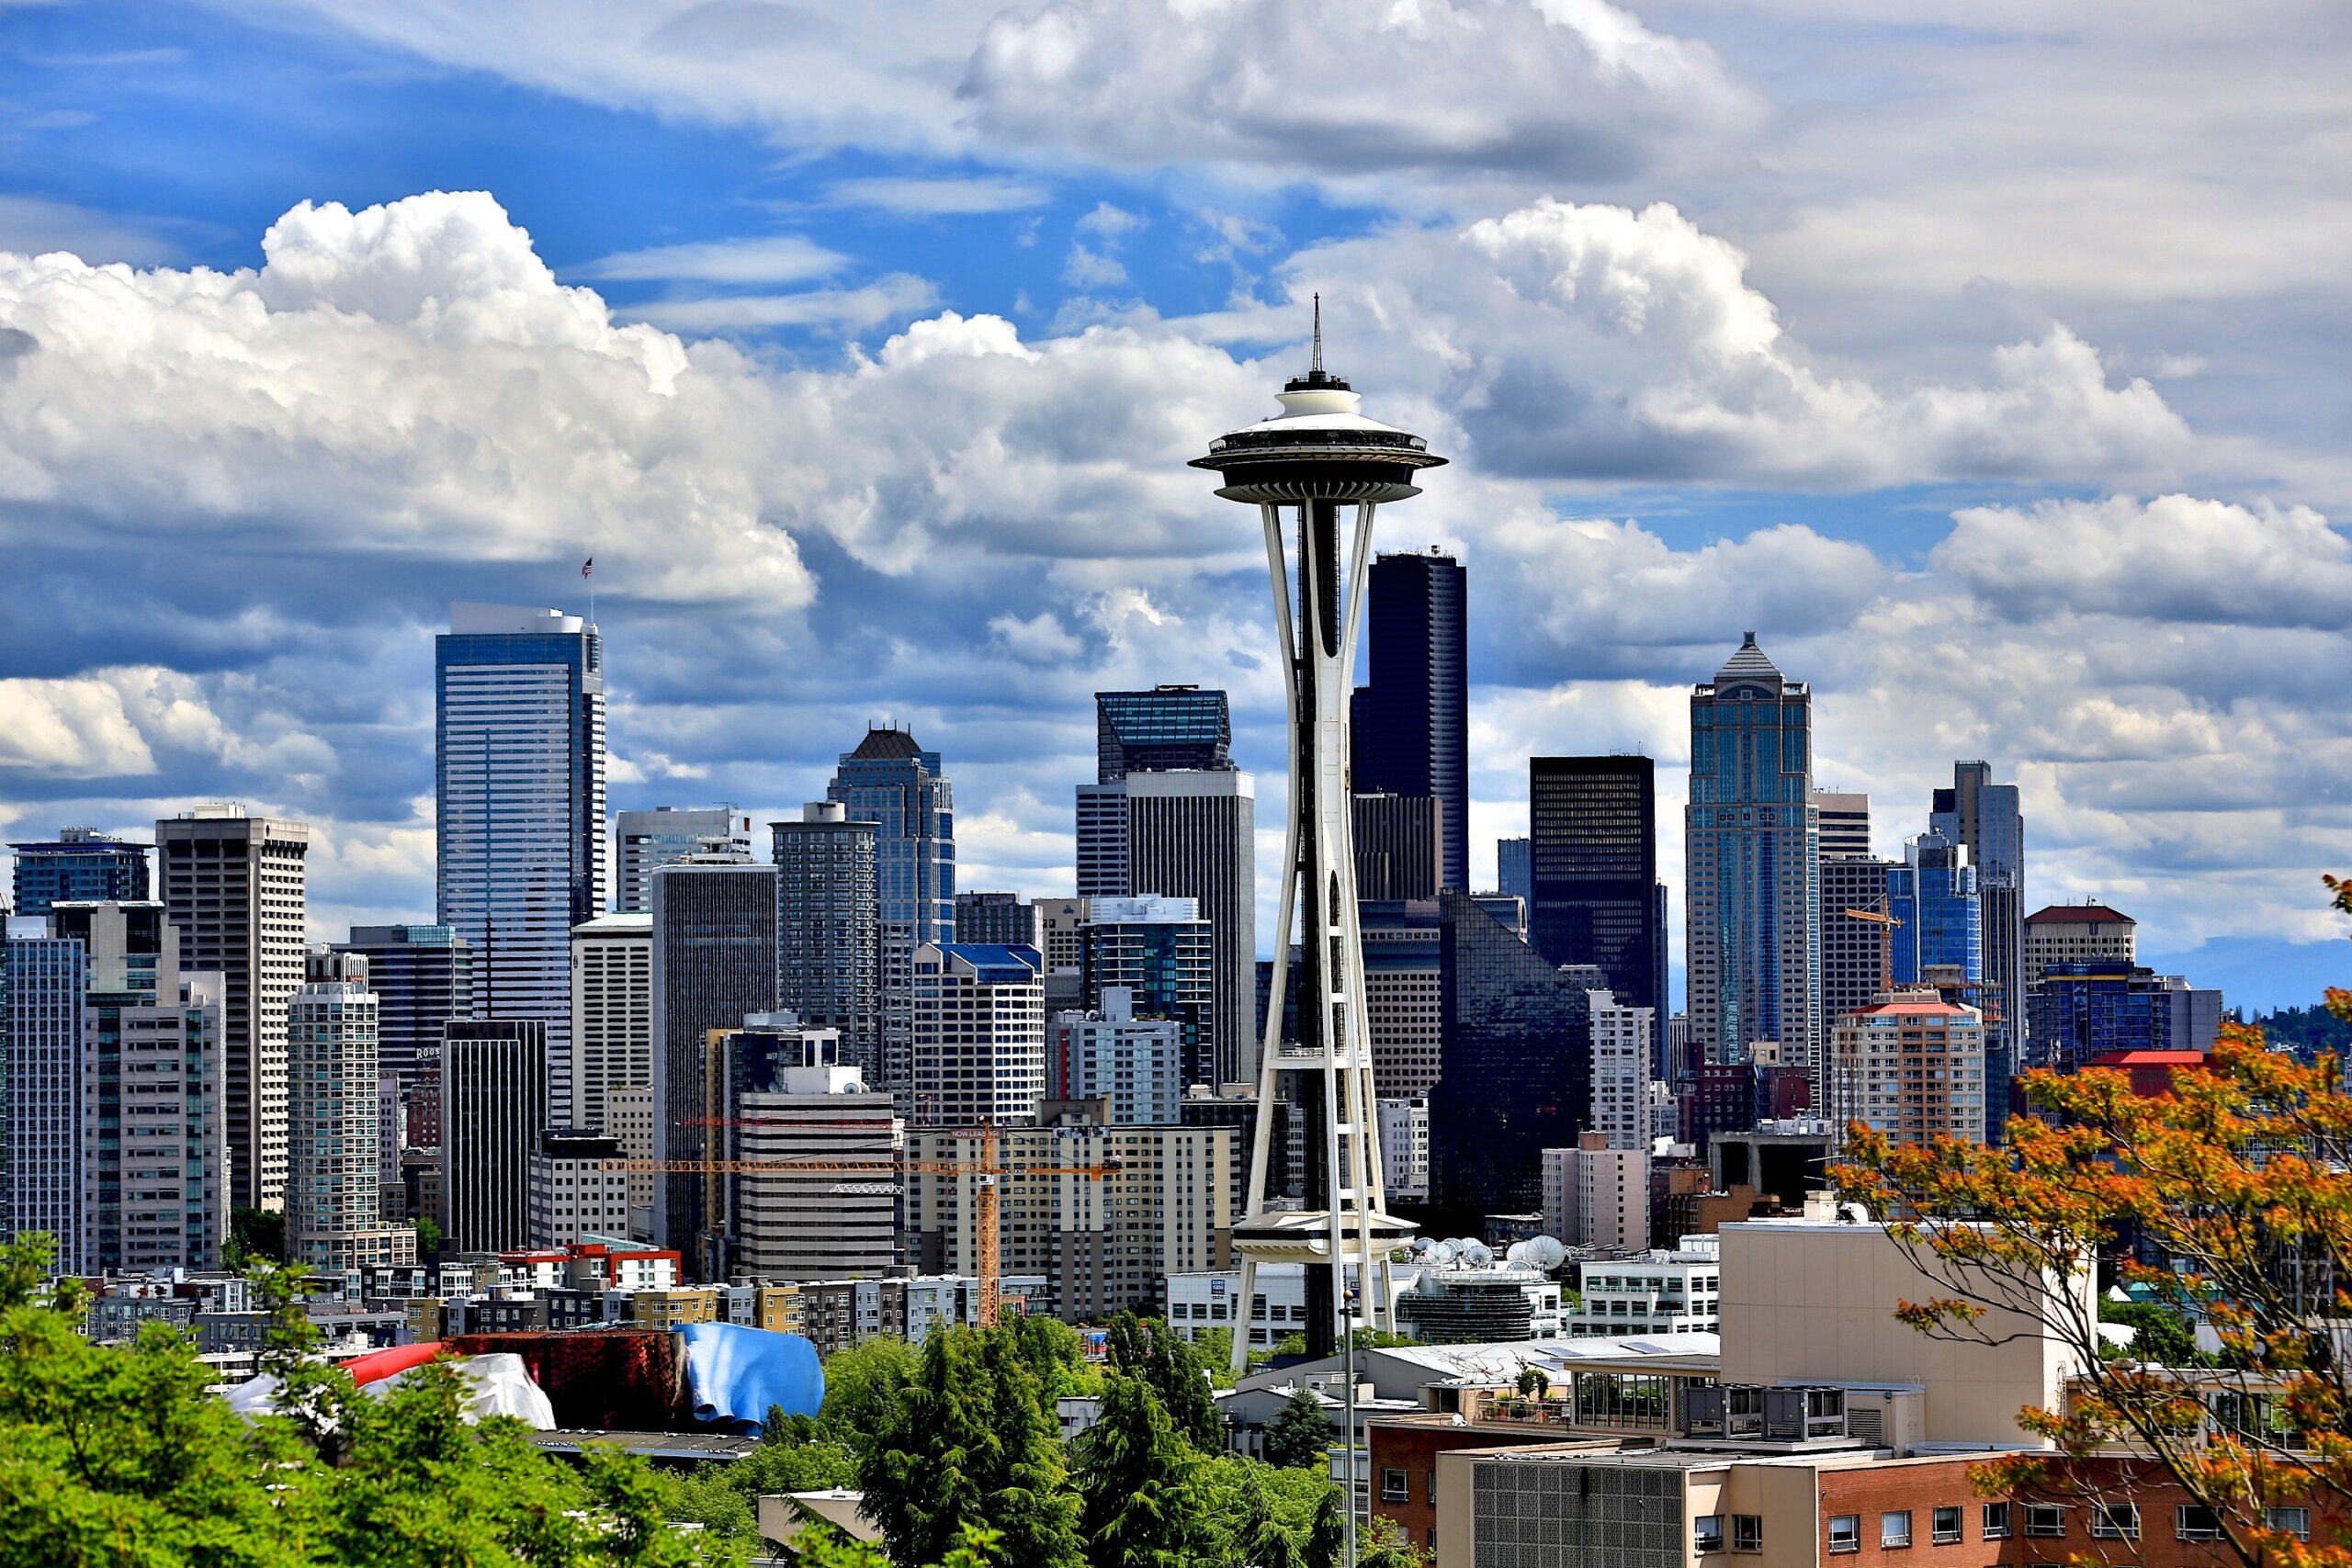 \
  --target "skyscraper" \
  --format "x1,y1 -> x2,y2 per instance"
437,1019 -> 547,1253
1079,895 -> 1214,1087
1351,793 -> 1442,901
1820,856 -> 1900,1022
719,1020 -> 898,1281
435,602 -> 607,1128
1529,757 -> 1665,1031
1931,761 -> 2024,1132
1496,837 -> 1531,908
1095,686 -> 1234,779
650,852 -> 777,1266
1359,898 -> 1444,1097
1810,791 -> 1871,862
910,942 -> 1045,1127
1684,635 -> 1821,1089
1125,769 -> 1256,1086
827,728 -> 954,1106
1351,549 -> 1468,892
1430,890 -> 1592,1218
1587,988 -> 1656,1153
6,921 -> 86,1264
9,829 -> 150,919
773,802 -> 880,1077
156,806 -> 309,1213
570,912 -> 651,1136
332,924 -> 473,1111
287,949 -> 414,1269
1887,832 -> 1982,986
613,807 -> 753,913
